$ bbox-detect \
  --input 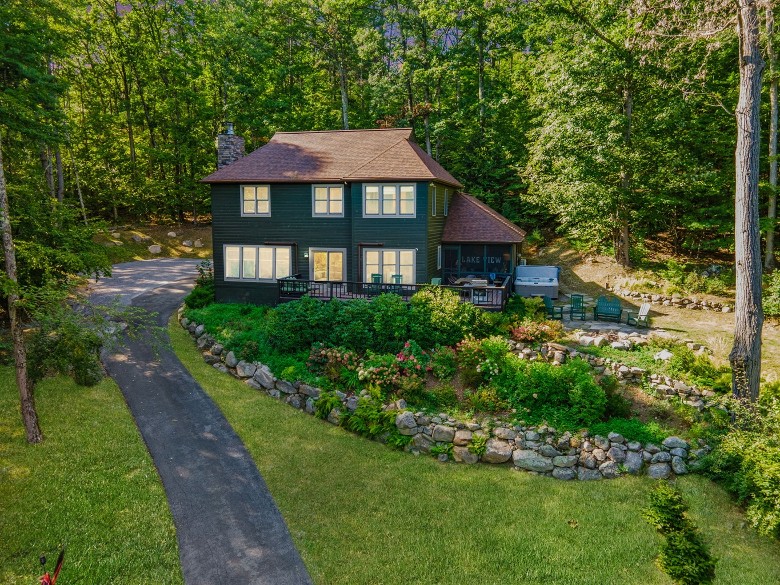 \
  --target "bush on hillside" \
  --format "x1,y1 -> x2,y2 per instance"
765,271 -> 780,317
